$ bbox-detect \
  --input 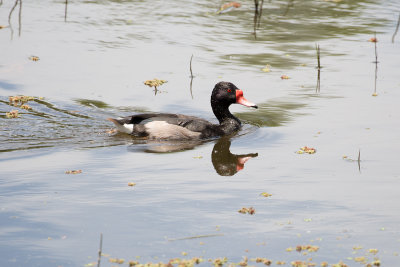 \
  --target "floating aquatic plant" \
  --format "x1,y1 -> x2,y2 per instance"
6,110 -> 20,118
29,55 -> 40,61
295,245 -> 319,253
238,207 -> 255,215
144,79 -> 167,90
109,258 -> 124,264
65,170 -> 82,174
144,78 -> 168,95
296,146 -> 316,154
9,95 -> 35,105
20,104 -> 32,110
261,64 -> 271,72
